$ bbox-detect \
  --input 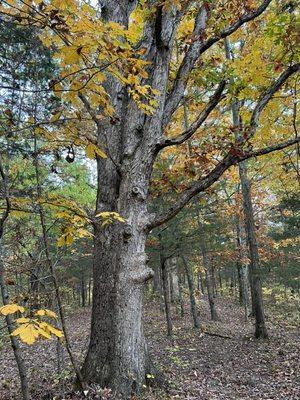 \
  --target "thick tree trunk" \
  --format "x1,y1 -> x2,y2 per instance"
82,218 -> 154,395
81,2 -> 178,394
81,1 -> 281,395
239,161 -> 268,338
